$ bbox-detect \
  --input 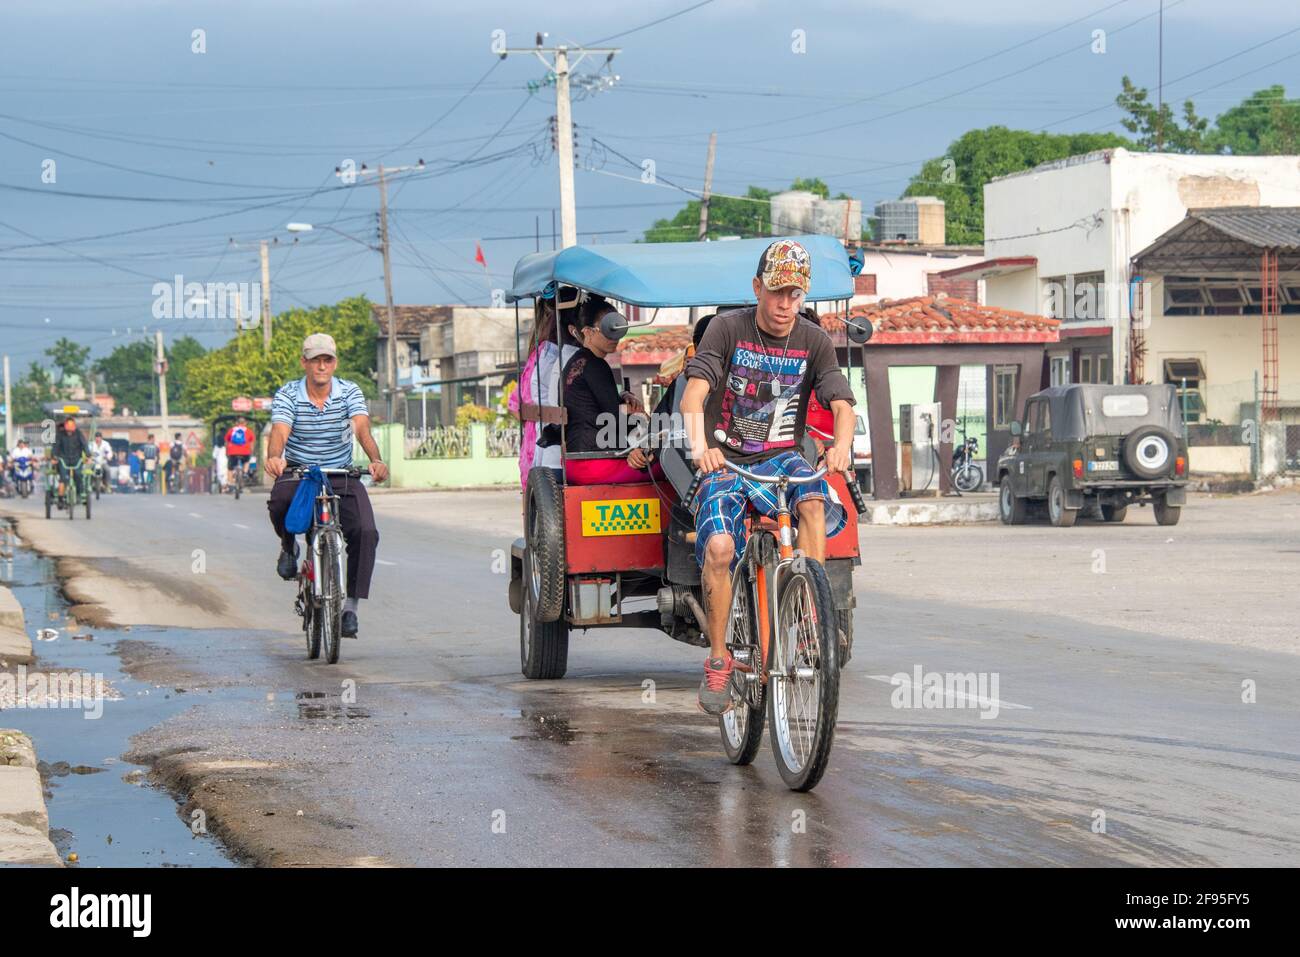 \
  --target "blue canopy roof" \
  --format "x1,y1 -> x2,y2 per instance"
507,234 -> 853,307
